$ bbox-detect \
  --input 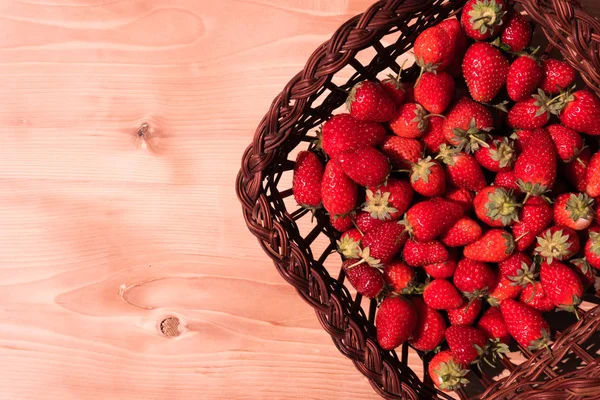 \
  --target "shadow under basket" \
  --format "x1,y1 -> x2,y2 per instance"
236,0 -> 600,398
